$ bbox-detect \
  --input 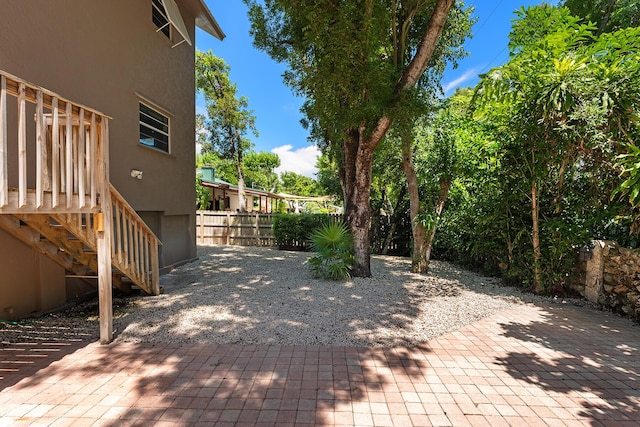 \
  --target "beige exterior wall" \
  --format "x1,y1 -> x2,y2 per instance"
0,231 -> 66,319
0,1 -> 206,314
